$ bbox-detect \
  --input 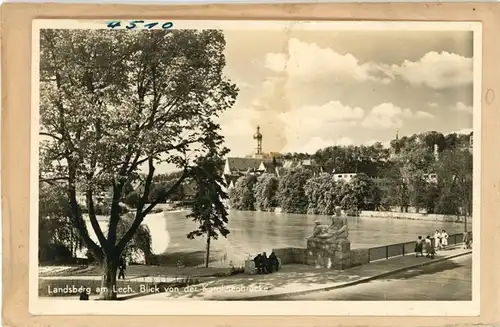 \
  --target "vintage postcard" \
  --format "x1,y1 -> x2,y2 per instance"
30,19 -> 481,316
